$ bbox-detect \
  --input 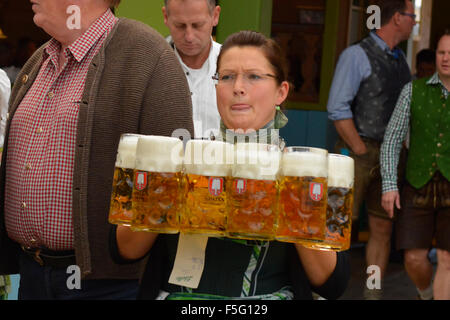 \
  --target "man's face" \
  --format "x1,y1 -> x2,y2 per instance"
436,35 -> 450,79
163,0 -> 220,60
30,0 -> 72,37
398,0 -> 416,41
